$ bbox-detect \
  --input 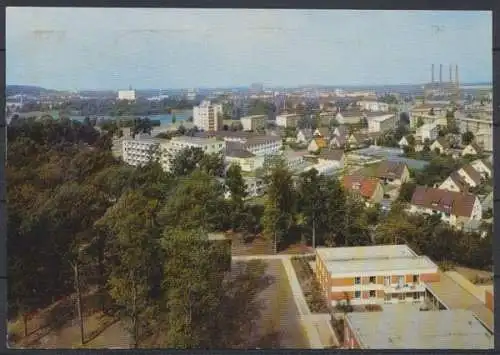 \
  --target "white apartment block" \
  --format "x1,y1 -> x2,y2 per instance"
117,90 -> 136,101
357,100 -> 389,112
415,122 -> 439,142
122,136 -> 162,166
457,114 -> 493,152
276,113 -> 301,128
240,115 -> 266,131
315,245 -> 439,307
367,114 -> 397,133
193,100 -> 223,132
160,136 -> 226,171
243,136 -> 282,156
